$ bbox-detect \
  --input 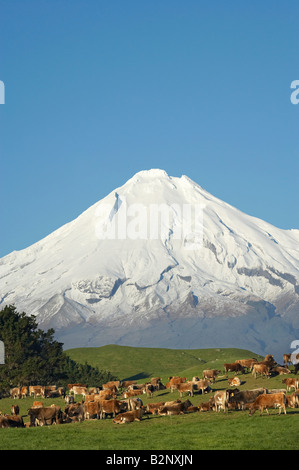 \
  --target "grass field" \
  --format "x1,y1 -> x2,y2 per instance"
0,345 -> 298,450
